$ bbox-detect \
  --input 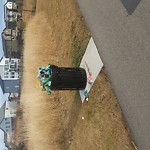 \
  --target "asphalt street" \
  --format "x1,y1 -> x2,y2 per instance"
77,0 -> 150,150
